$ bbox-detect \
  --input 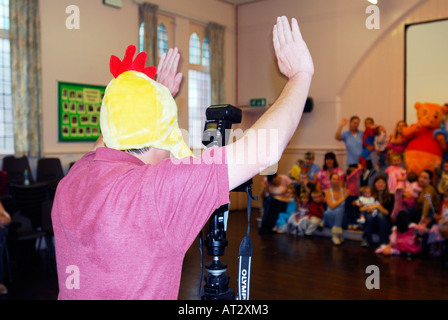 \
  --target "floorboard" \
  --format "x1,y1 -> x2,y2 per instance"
1,208 -> 447,300
179,209 -> 448,300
